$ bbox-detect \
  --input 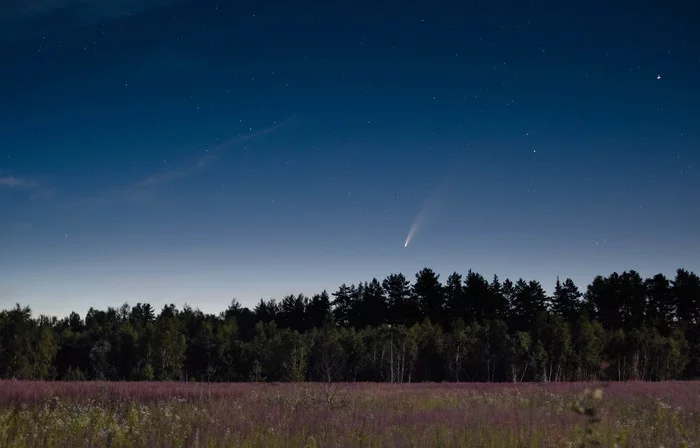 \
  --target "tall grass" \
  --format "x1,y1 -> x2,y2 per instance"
0,380 -> 697,447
